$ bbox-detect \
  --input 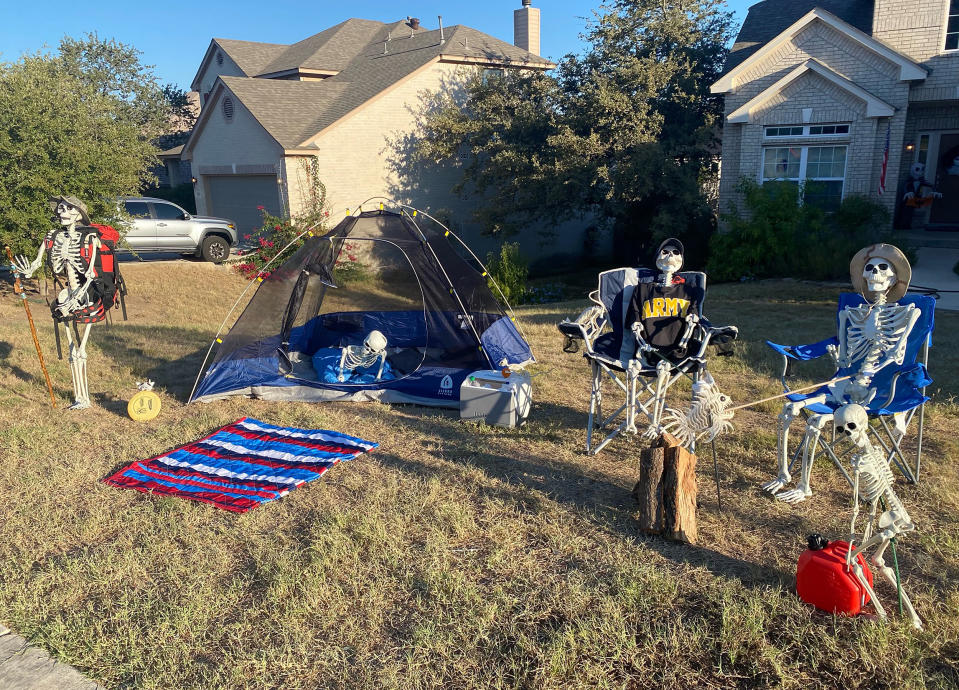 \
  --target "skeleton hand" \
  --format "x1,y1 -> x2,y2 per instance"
826,343 -> 839,366
11,254 -> 38,278
903,192 -> 915,200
